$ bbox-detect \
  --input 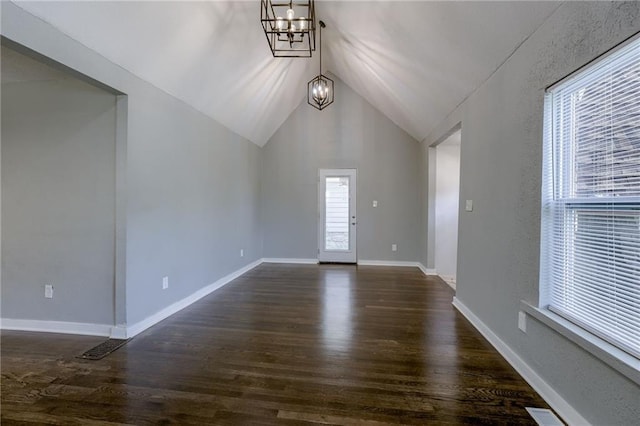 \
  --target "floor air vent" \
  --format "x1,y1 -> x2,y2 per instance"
526,407 -> 564,426
77,339 -> 128,360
